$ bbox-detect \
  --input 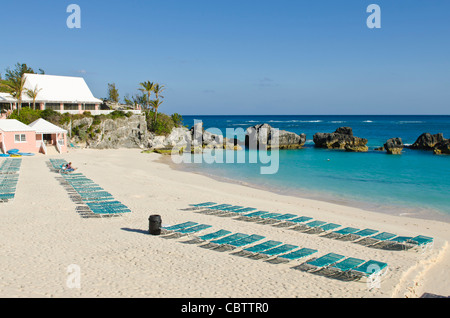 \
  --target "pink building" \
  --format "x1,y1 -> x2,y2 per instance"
0,119 -> 67,155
